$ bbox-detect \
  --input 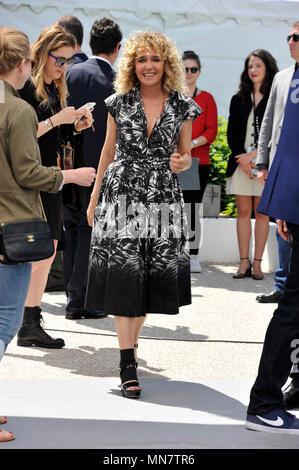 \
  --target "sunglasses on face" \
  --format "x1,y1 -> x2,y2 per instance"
185,67 -> 199,74
48,52 -> 76,67
287,34 -> 299,43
